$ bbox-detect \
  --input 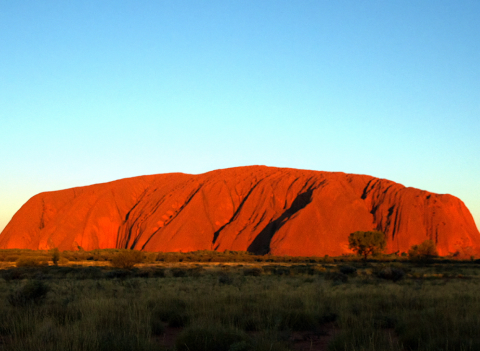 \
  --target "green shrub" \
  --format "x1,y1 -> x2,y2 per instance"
110,250 -> 144,270
408,240 -> 438,261
348,230 -> 386,260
